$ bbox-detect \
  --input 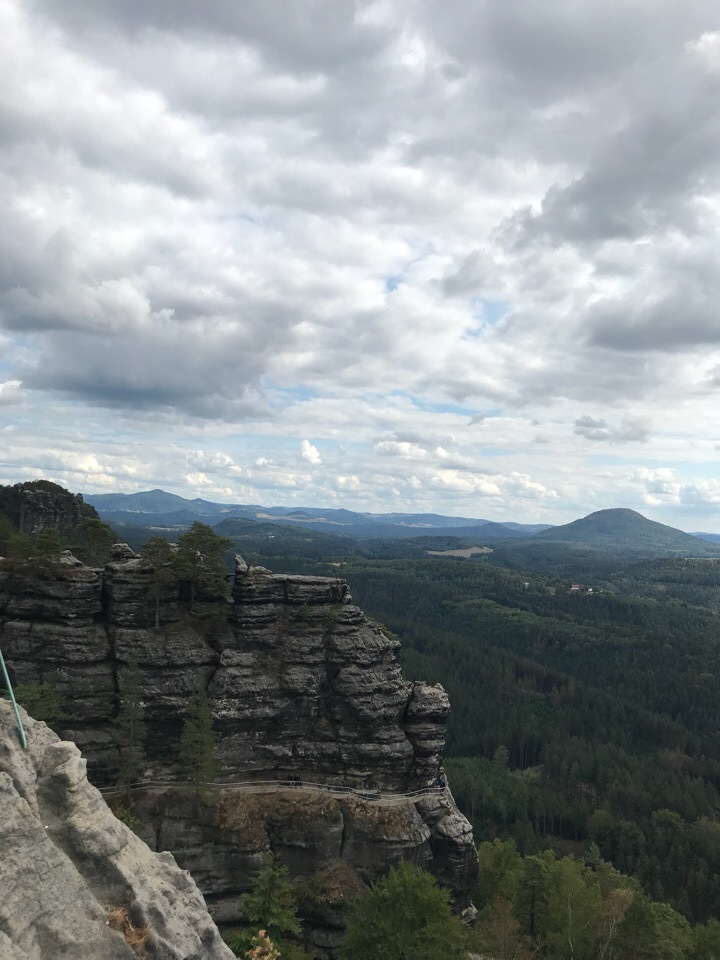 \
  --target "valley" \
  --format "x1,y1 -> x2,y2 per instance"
5,480 -> 720,957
